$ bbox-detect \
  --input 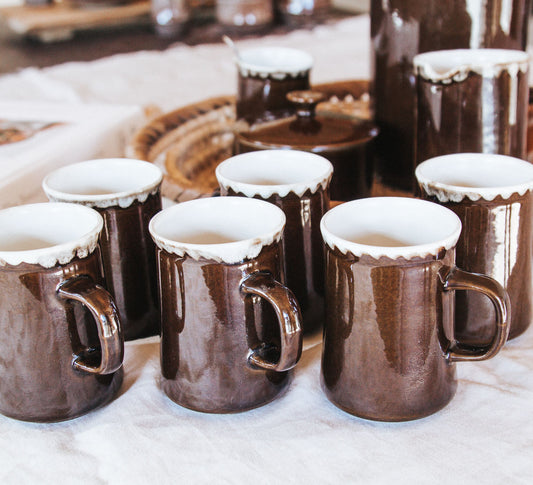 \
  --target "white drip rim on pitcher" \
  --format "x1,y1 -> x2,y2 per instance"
413,48 -> 529,83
